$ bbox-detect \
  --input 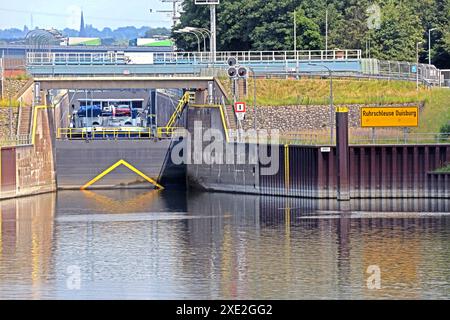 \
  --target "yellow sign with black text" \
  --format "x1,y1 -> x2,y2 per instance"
361,107 -> 419,128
